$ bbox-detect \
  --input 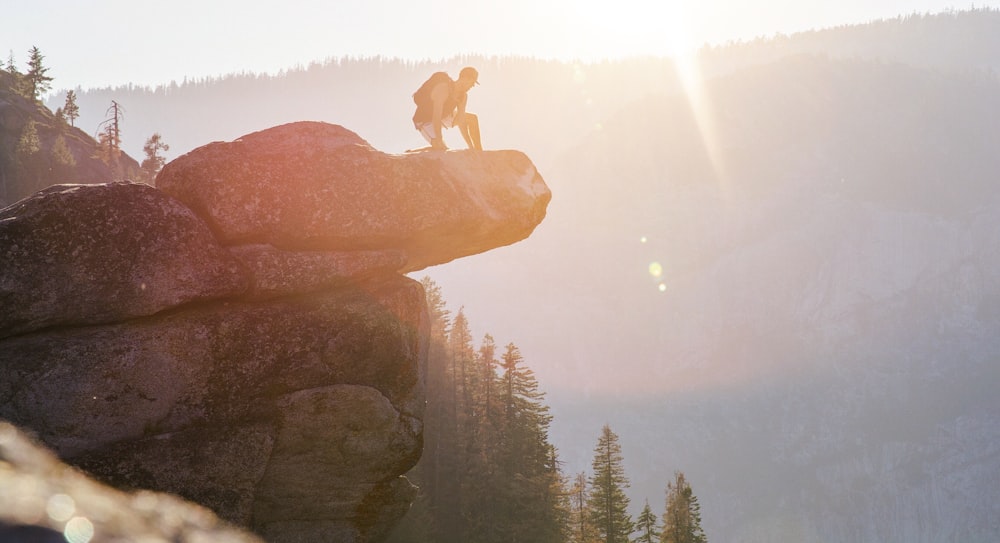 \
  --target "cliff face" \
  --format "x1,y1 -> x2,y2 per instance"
0,121 -> 551,542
